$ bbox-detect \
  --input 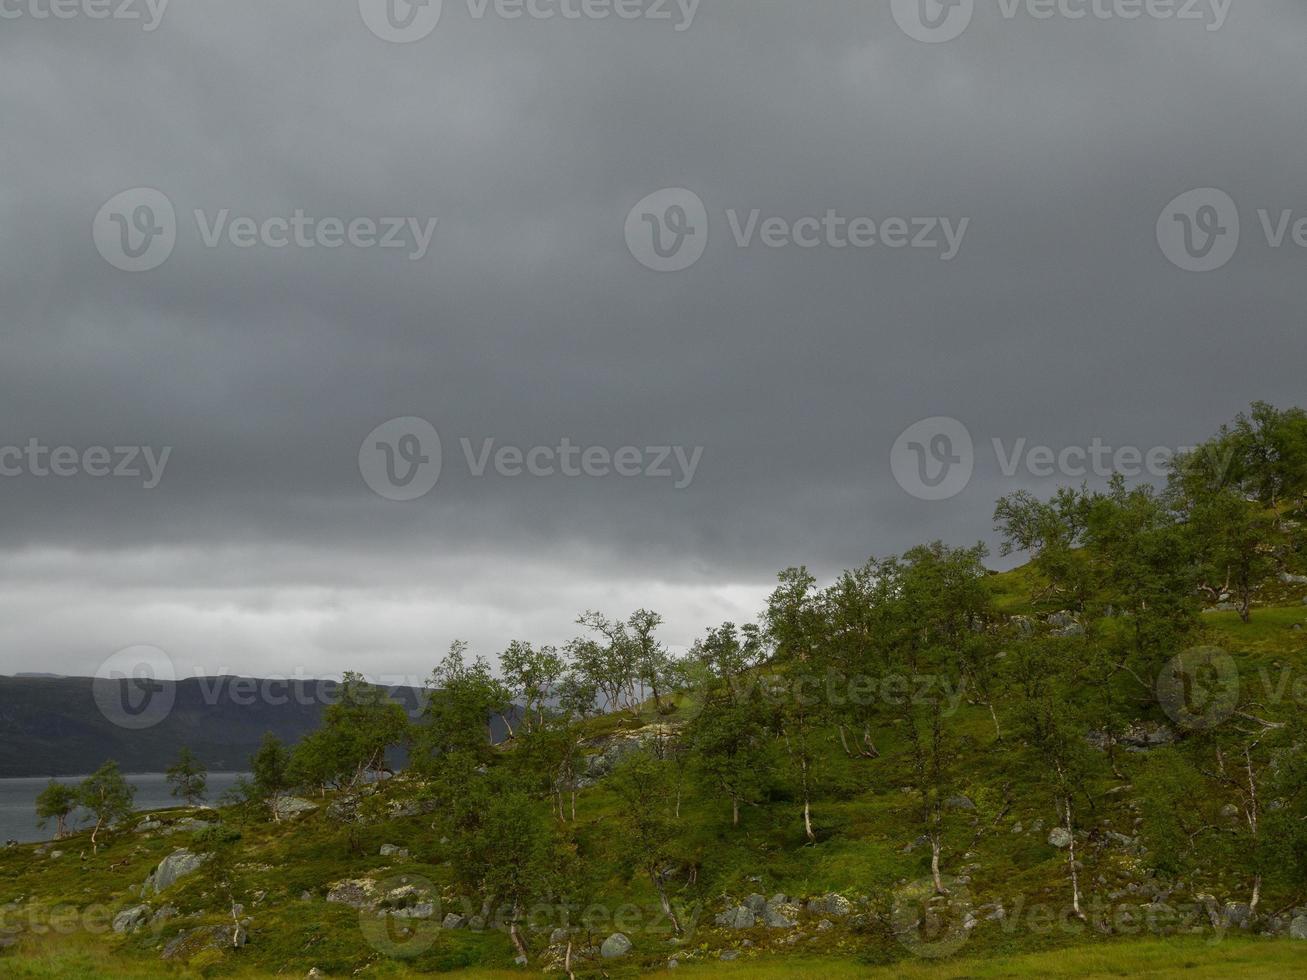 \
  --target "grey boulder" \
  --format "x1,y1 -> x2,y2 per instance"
600,932 -> 633,958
